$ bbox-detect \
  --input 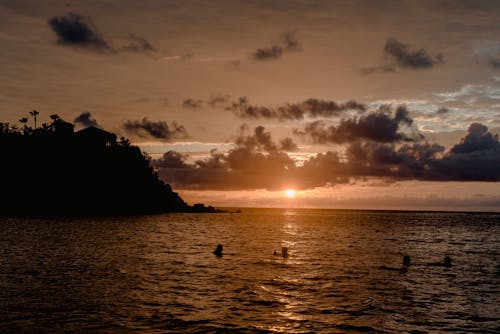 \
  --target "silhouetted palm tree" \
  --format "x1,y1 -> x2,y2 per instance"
30,110 -> 39,129
41,123 -> 51,131
49,114 -> 61,131
19,117 -> 29,135
50,114 -> 61,123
